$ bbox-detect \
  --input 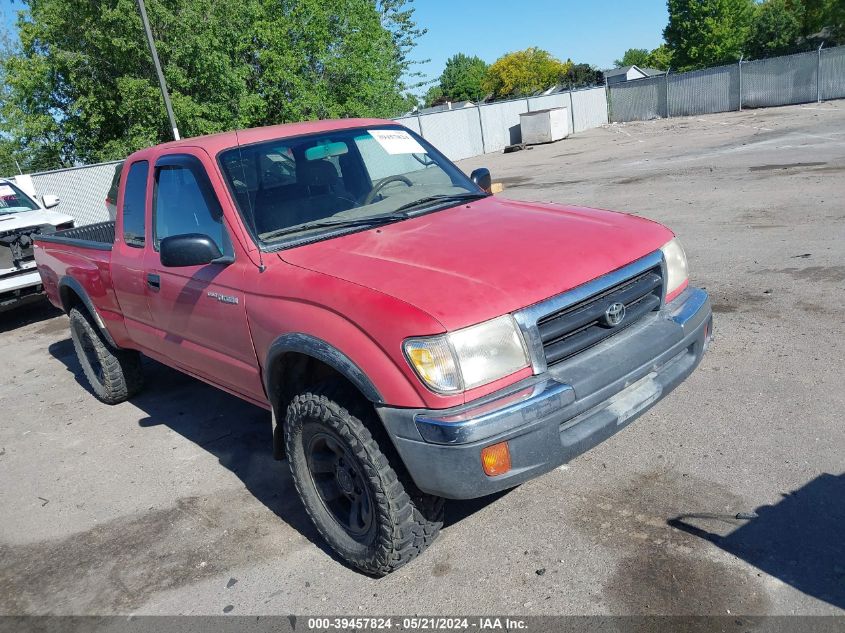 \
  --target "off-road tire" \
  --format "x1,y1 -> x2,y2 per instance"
285,385 -> 444,575
68,306 -> 143,404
